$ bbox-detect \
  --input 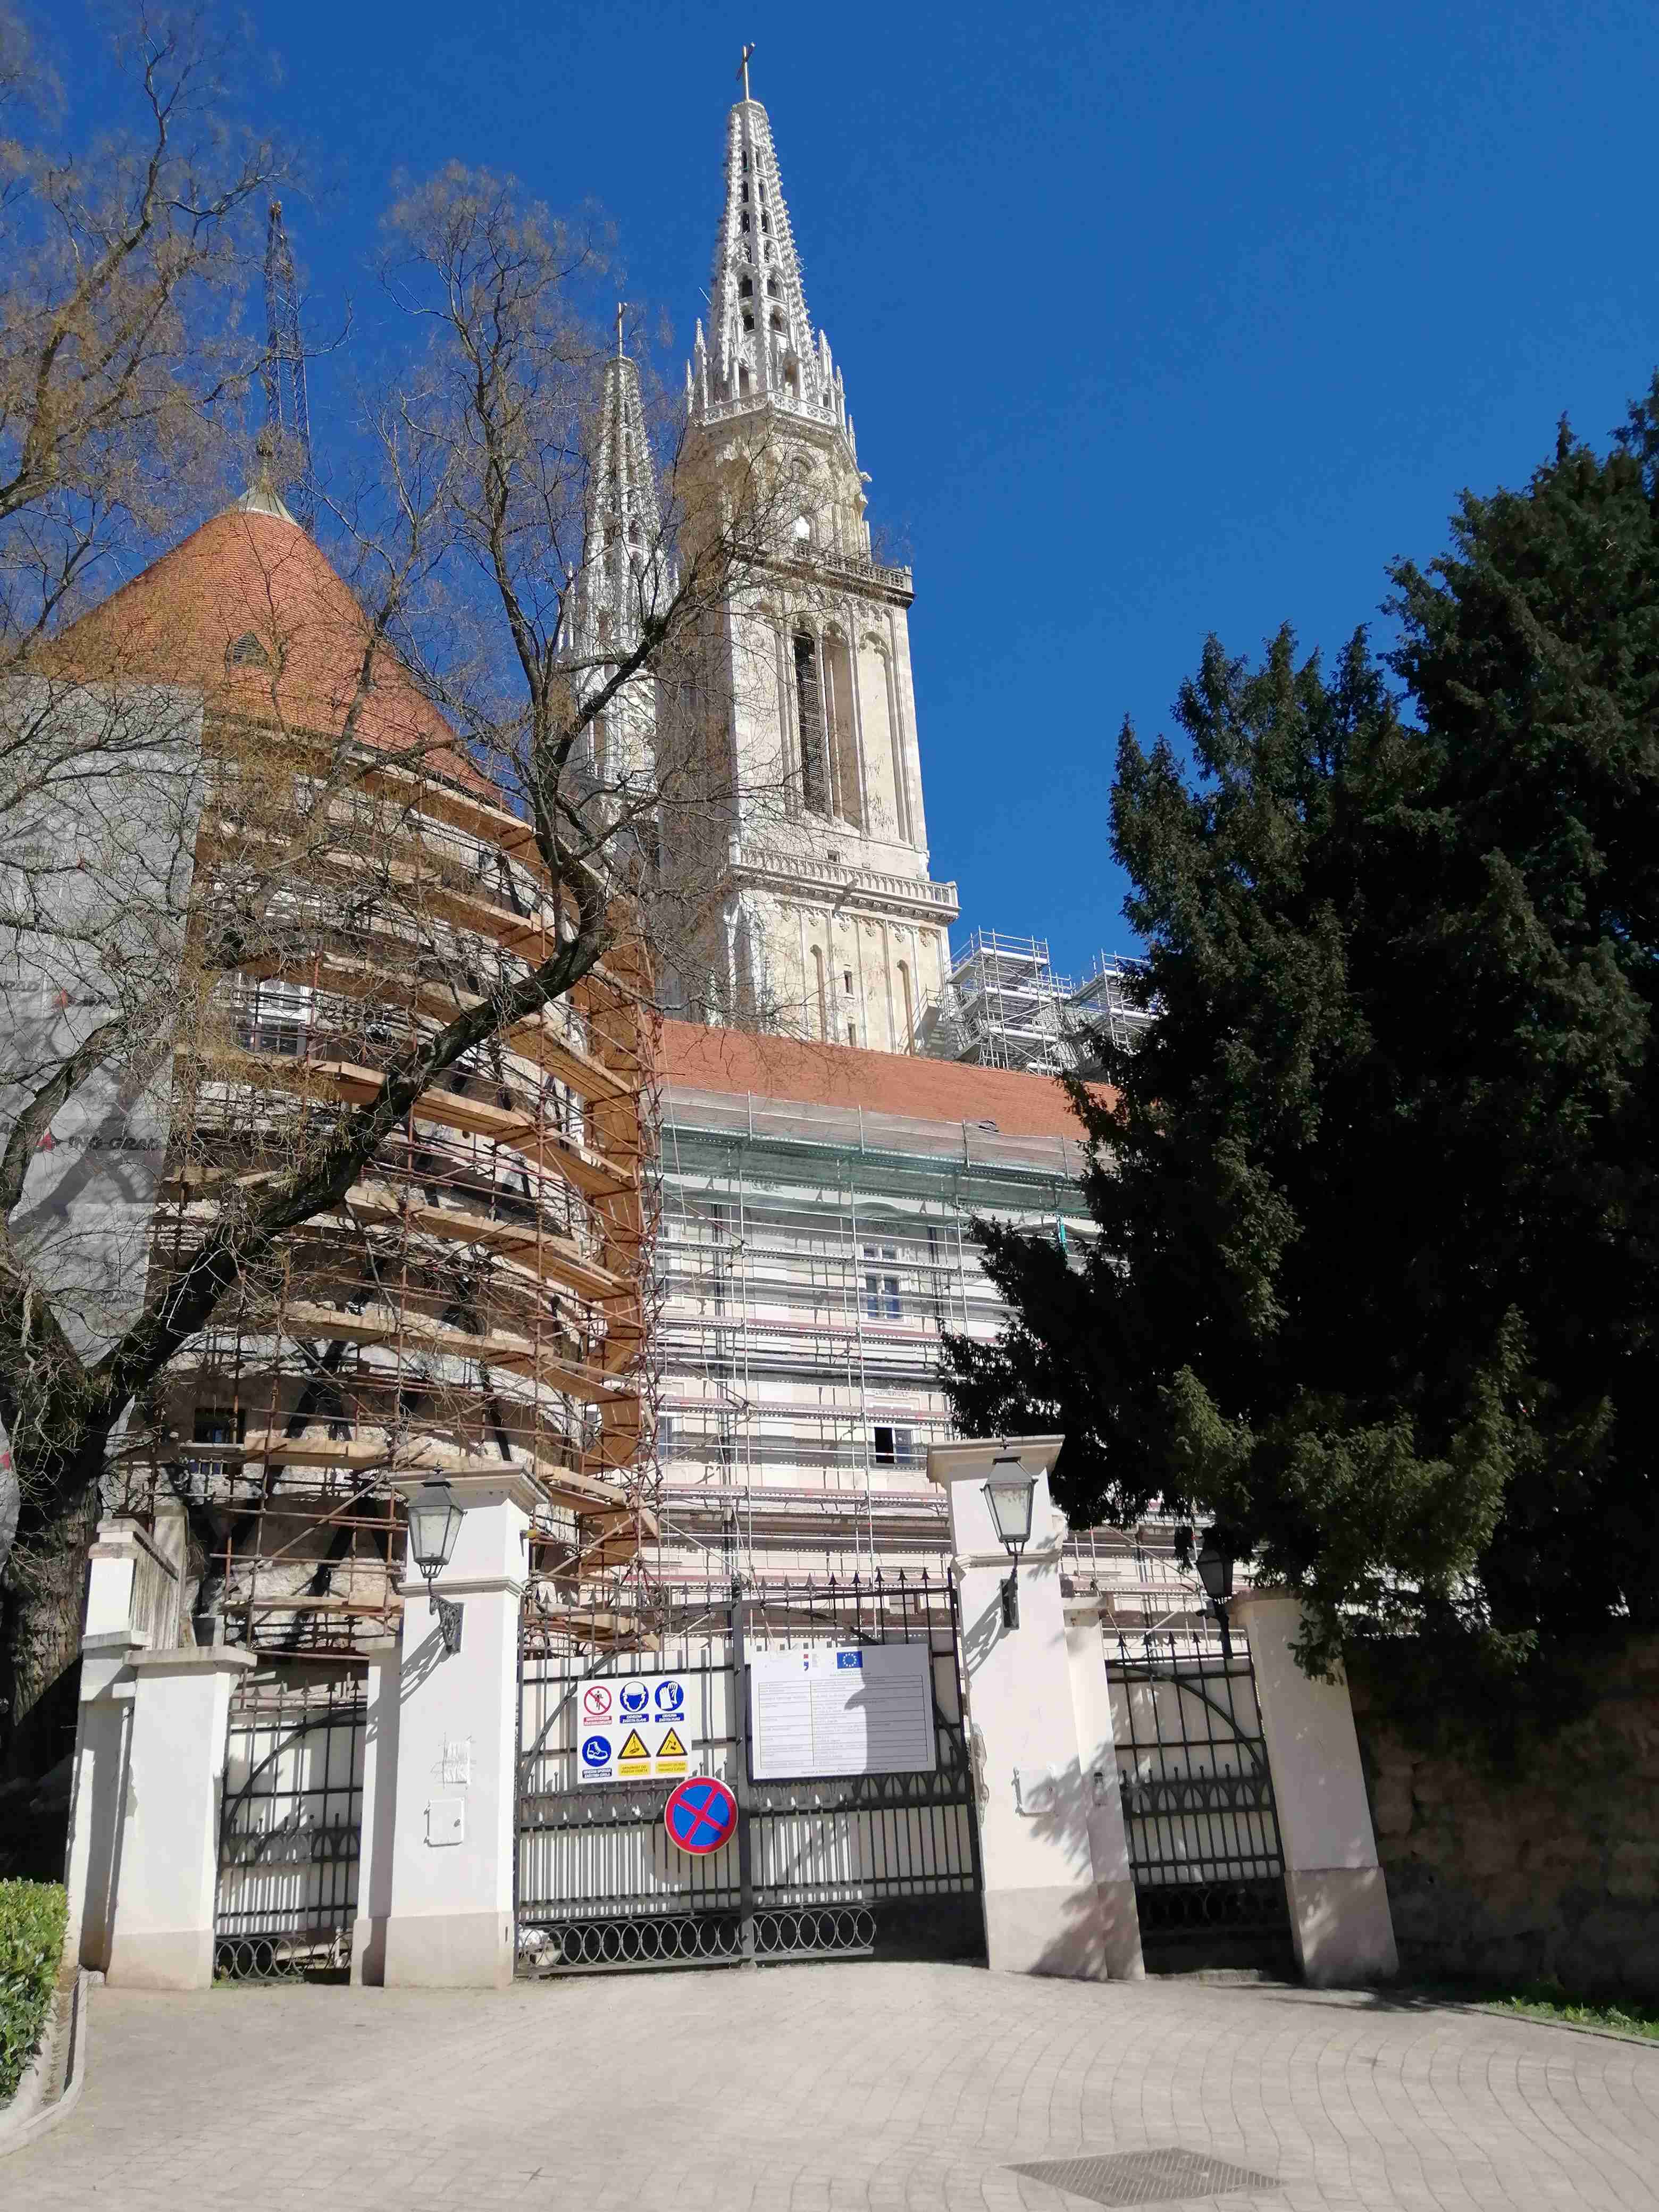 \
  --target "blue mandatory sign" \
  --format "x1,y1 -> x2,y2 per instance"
581,1735 -> 611,1767
618,1683 -> 650,1716
655,1680 -> 685,1714
837,1652 -> 864,1670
